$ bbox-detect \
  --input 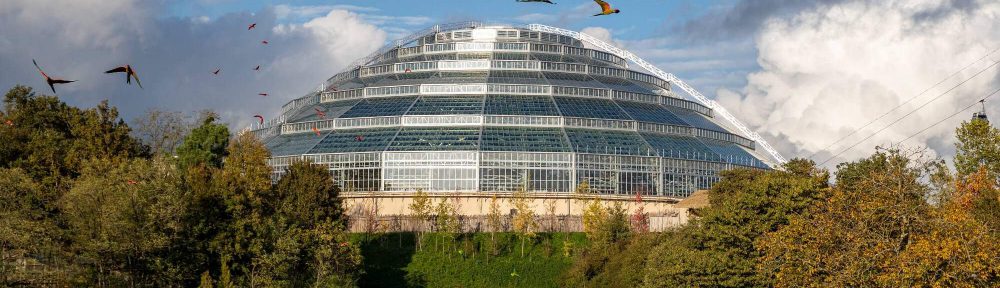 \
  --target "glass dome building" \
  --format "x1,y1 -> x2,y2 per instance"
249,22 -> 774,198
